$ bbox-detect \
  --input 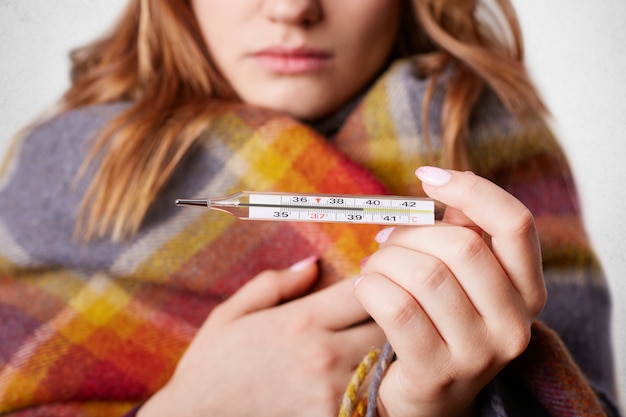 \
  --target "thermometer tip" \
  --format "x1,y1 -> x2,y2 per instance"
175,198 -> 208,207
